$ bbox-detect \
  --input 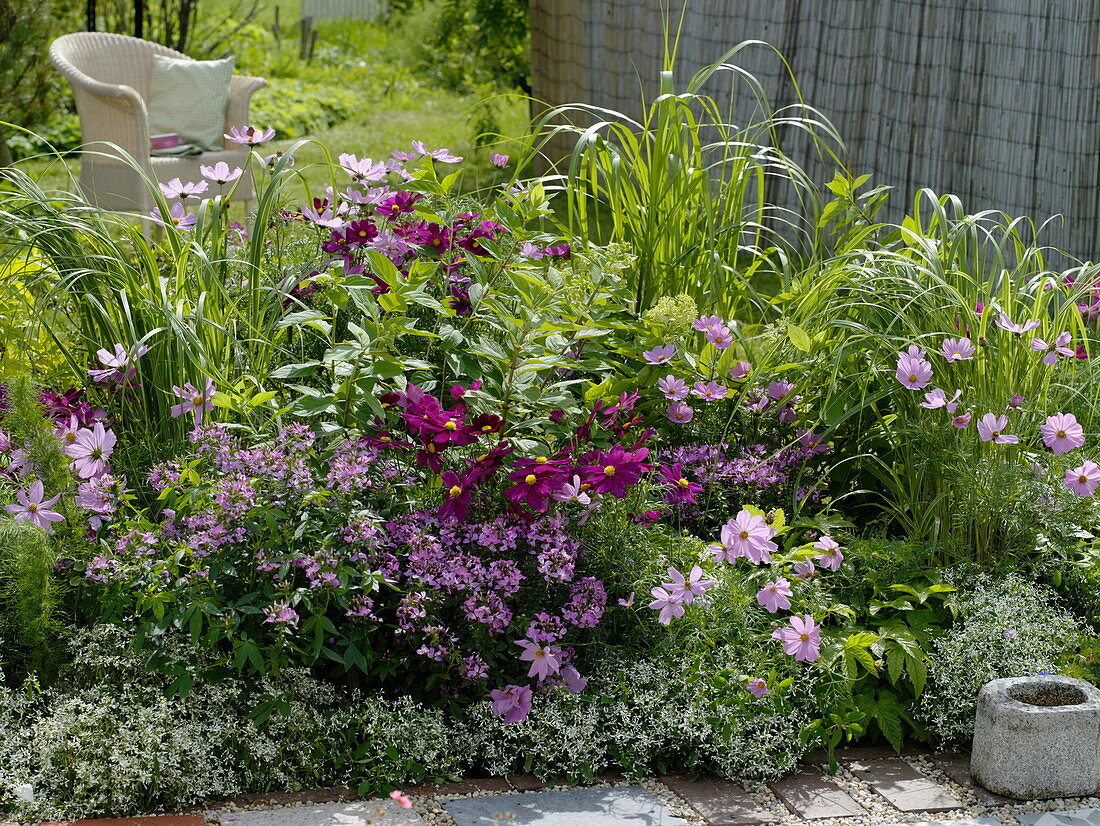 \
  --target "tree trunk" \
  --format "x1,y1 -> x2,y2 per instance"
86,0 -> 96,31
133,0 -> 144,38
